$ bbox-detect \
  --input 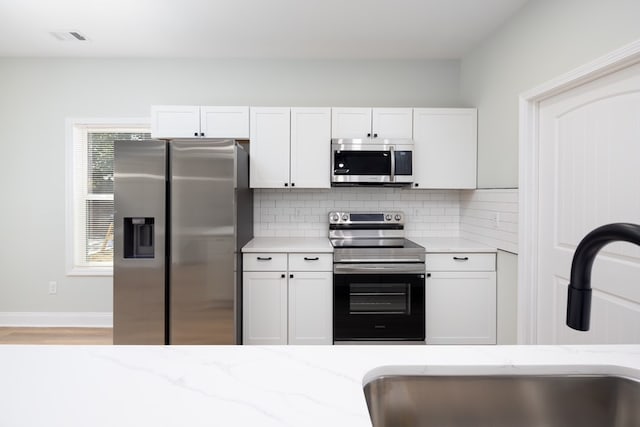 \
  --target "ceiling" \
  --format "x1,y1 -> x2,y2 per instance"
0,0 -> 529,59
